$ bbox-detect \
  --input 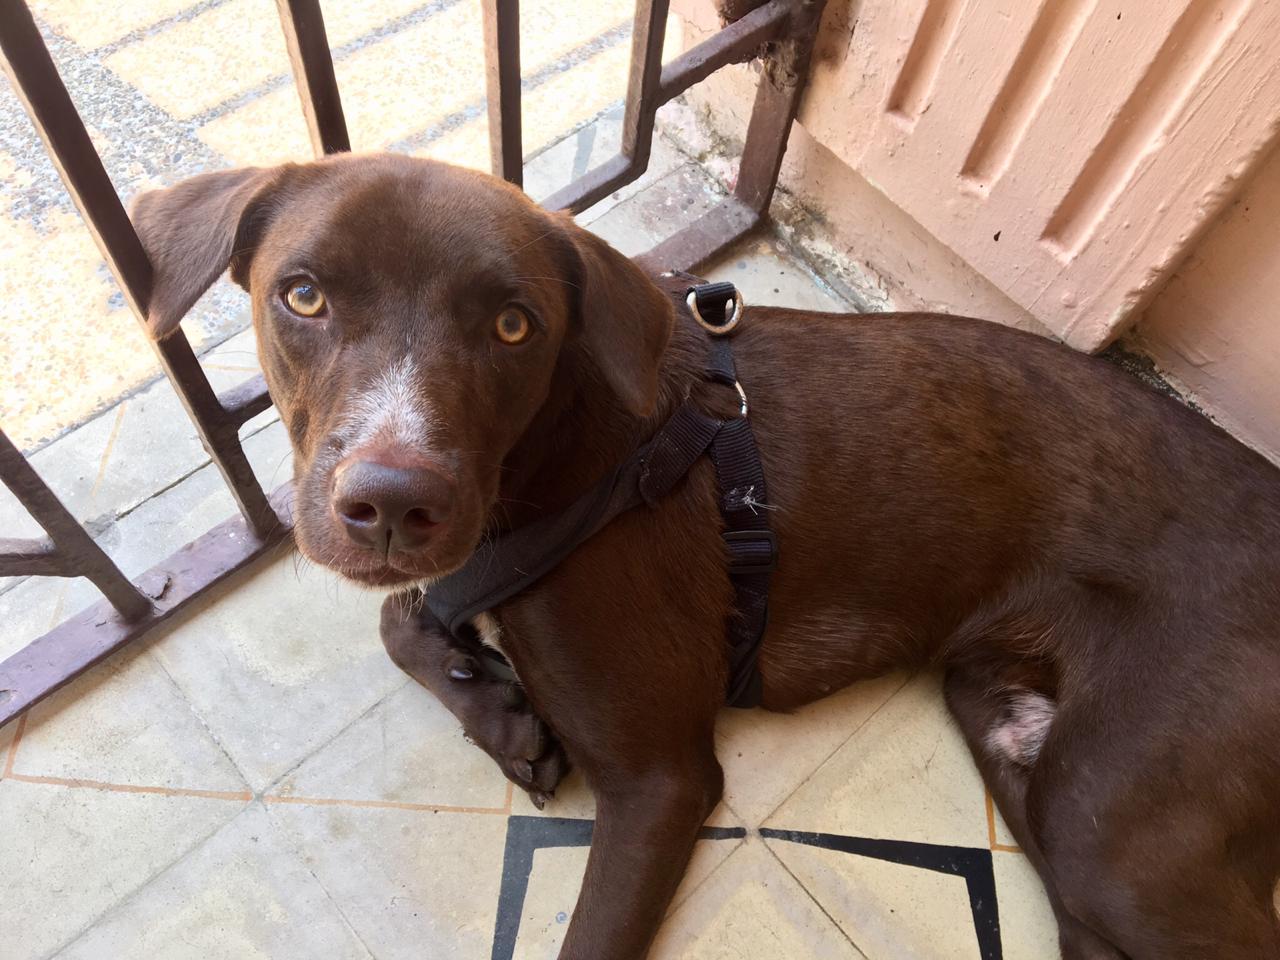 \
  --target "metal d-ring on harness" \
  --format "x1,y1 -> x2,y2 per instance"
422,281 -> 777,708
